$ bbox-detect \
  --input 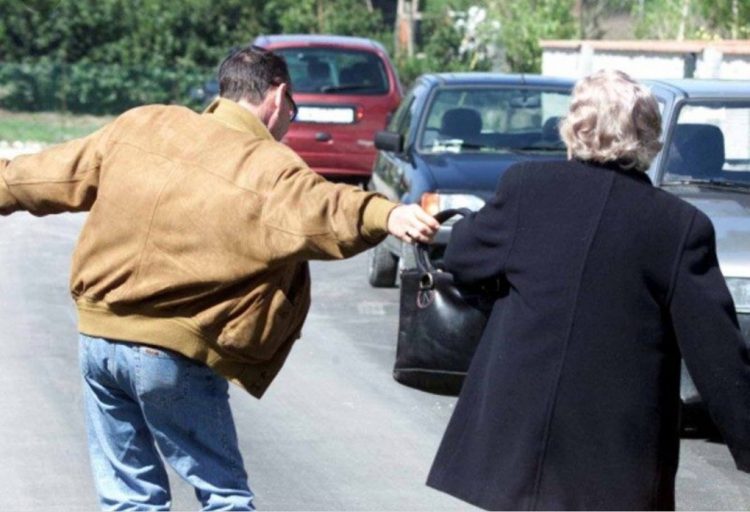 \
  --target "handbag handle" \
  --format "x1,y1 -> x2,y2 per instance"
414,208 -> 473,273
